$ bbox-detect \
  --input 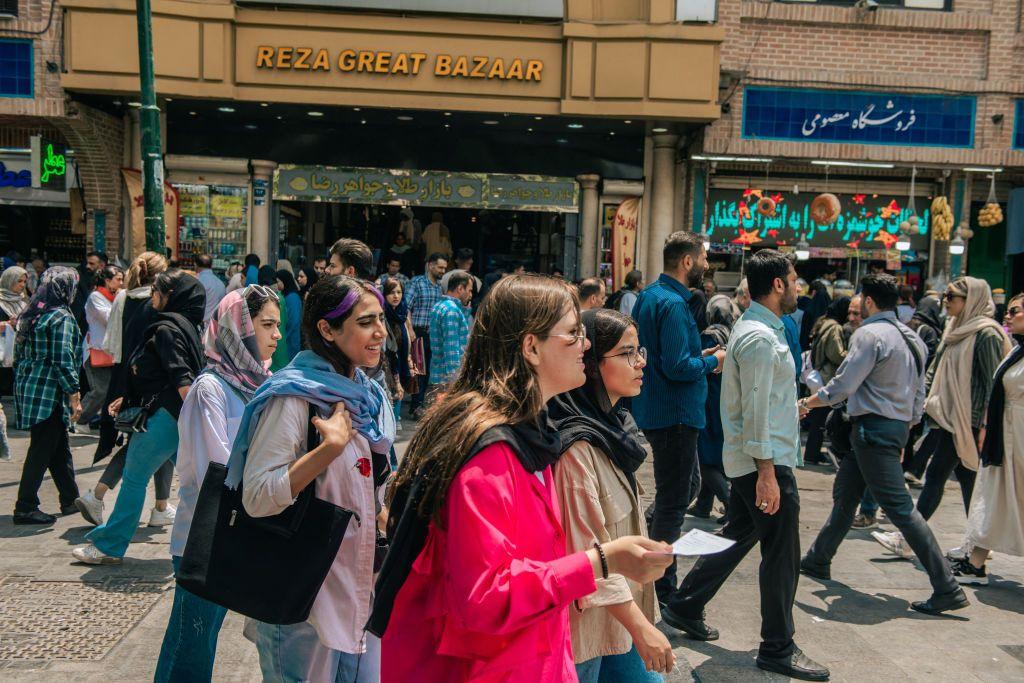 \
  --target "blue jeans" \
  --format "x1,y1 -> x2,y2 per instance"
154,556 -> 228,683
86,408 -> 179,557
392,399 -> 401,423
253,620 -> 379,682
576,646 -> 664,683
860,490 -> 879,517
